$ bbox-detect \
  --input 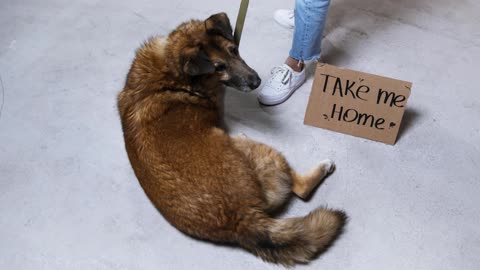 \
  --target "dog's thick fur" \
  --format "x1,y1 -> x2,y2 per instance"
118,13 -> 346,266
